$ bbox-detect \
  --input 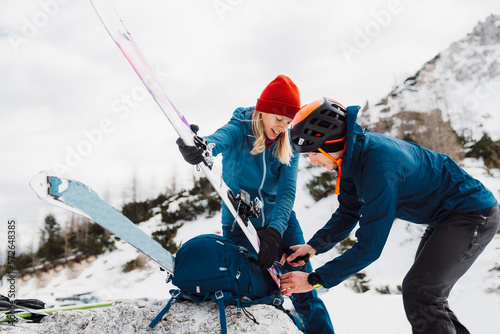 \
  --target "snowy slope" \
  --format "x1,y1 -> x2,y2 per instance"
362,14 -> 500,141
